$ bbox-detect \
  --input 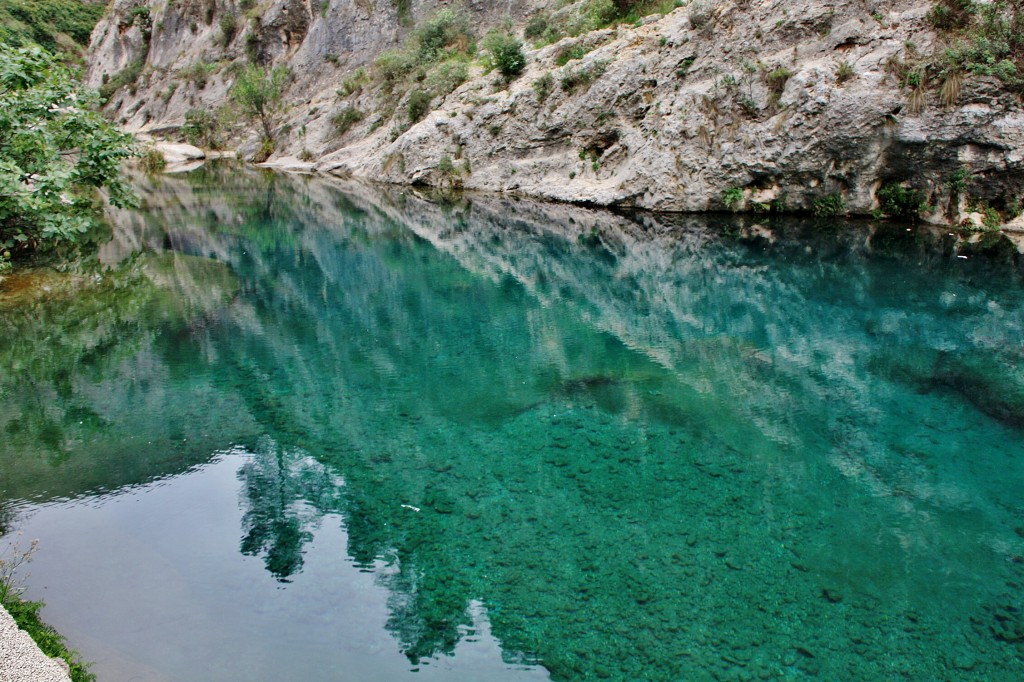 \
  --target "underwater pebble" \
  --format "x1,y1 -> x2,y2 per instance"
821,587 -> 843,604
952,654 -> 977,671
